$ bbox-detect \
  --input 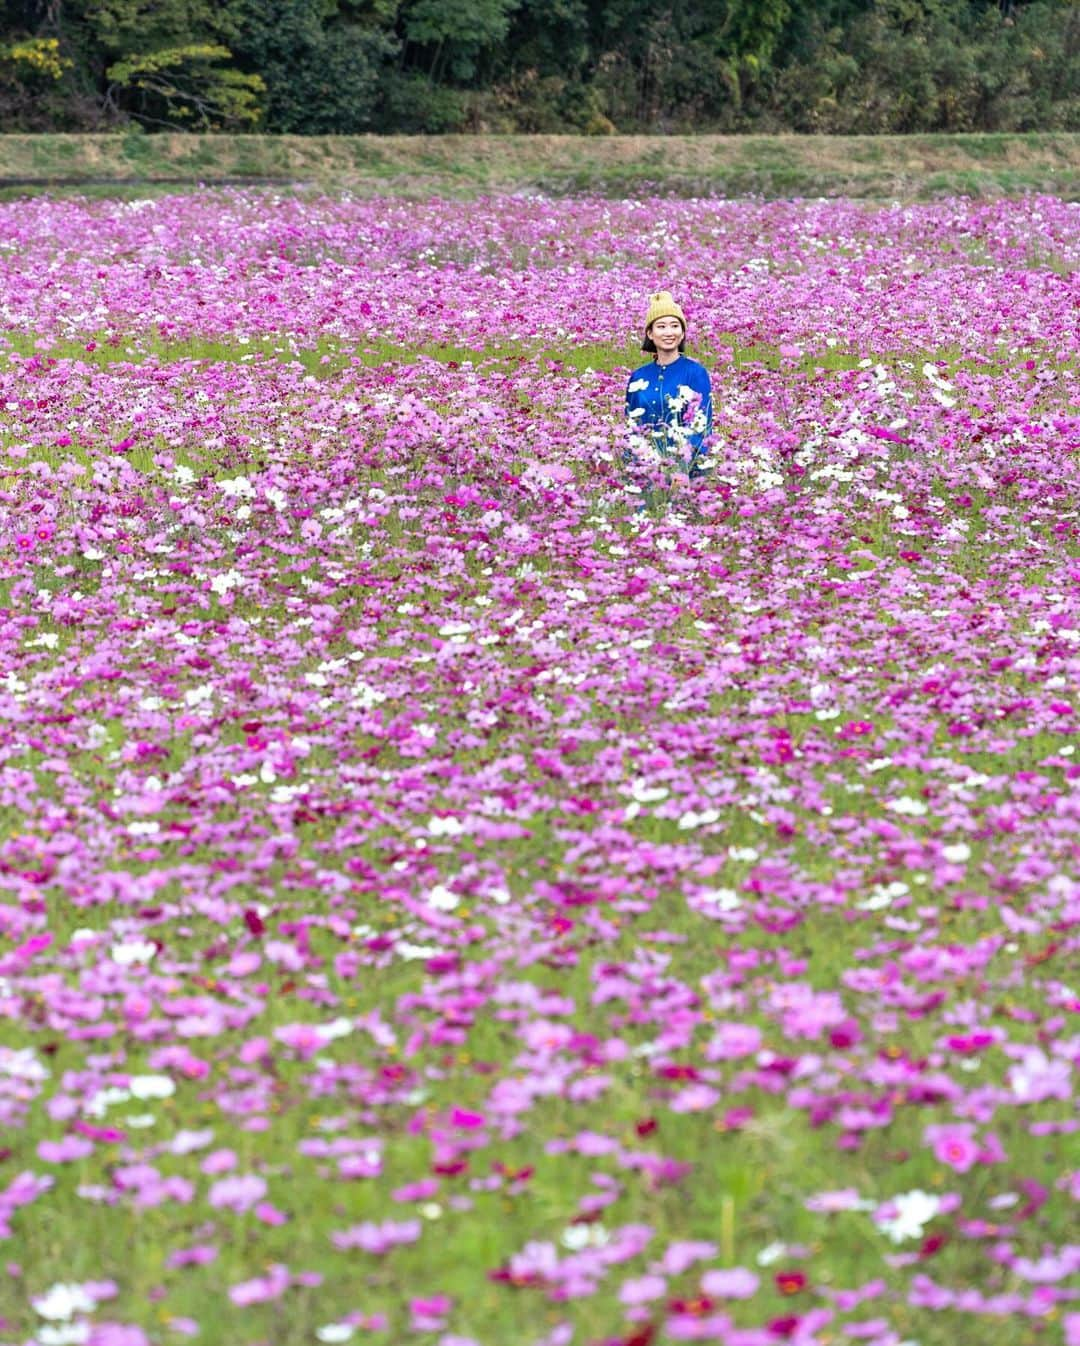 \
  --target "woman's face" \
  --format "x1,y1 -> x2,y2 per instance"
649,316 -> 684,355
